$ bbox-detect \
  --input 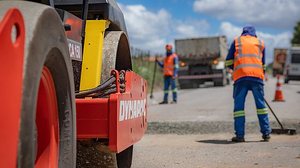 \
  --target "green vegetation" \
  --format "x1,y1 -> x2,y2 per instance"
132,57 -> 163,93
291,21 -> 300,45
266,62 -> 273,75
